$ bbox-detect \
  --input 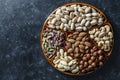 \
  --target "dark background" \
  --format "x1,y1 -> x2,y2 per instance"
0,0 -> 120,80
